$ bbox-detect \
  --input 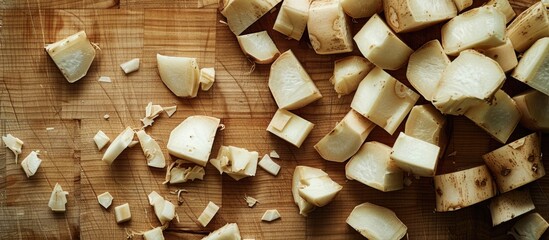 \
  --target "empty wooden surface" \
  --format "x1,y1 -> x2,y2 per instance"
0,0 -> 548,239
